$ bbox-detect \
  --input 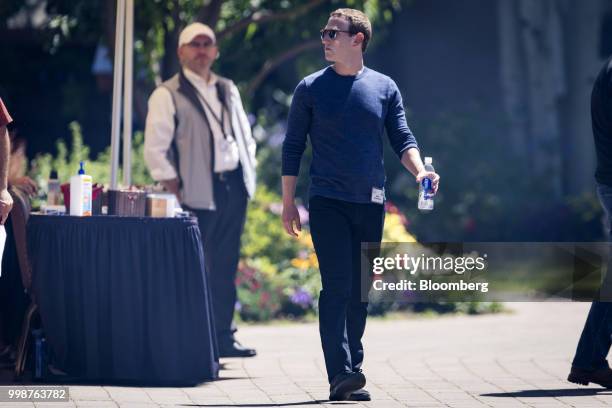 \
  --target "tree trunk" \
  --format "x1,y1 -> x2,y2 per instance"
518,0 -> 565,197
561,0 -> 602,195
160,0 -> 181,81
161,27 -> 179,80
497,0 -> 528,155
